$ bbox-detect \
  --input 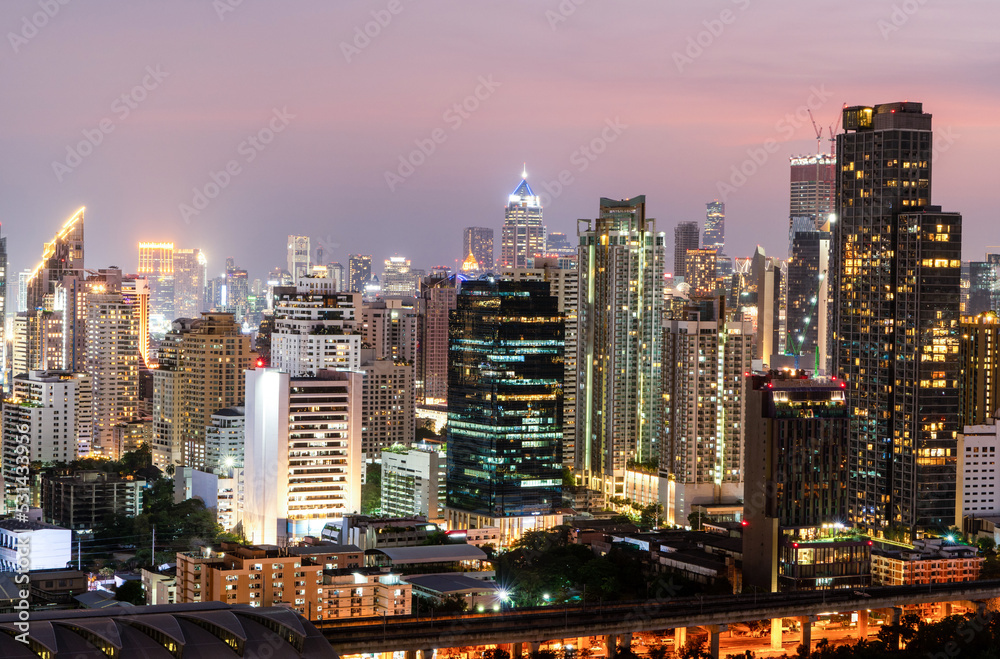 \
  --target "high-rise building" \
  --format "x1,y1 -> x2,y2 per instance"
463,227 -> 494,272
685,248 -> 718,298
381,442 -> 446,523
742,374 -> 855,592
967,256 -> 1000,316
418,275 -> 457,405
360,358 -> 414,460
786,230 -> 831,372
704,201 -> 725,252
500,173 -> 545,268
380,256 -> 418,298
446,278 -> 563,542
348,254 -> 373,293
25,207 -> 85,314
577,196 -> 665,495
751,248 -> 784,365
960,312 -> 1000,429
173,248 -> 206,319
270,281 -> 361,377
789,154 -> 836,230
0,225 -> 6,381
327,262 -> 345,291
205,406 -> 245,474
286,235 -> 311,279
660,301 -> 753,526
137,242 -> 175,326
243,367 -> 363,545
500,259 -> 579,468
361,298 -> 418,365
831,101 -> 962,533
673,221 -> 699,279
225,267 -> 249,323
151,313 -> 256,468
